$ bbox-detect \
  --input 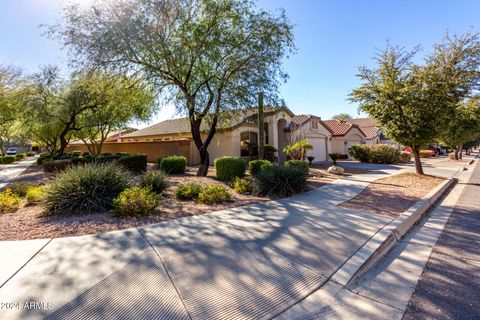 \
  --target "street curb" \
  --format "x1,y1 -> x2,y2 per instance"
331,177 -> 455,287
